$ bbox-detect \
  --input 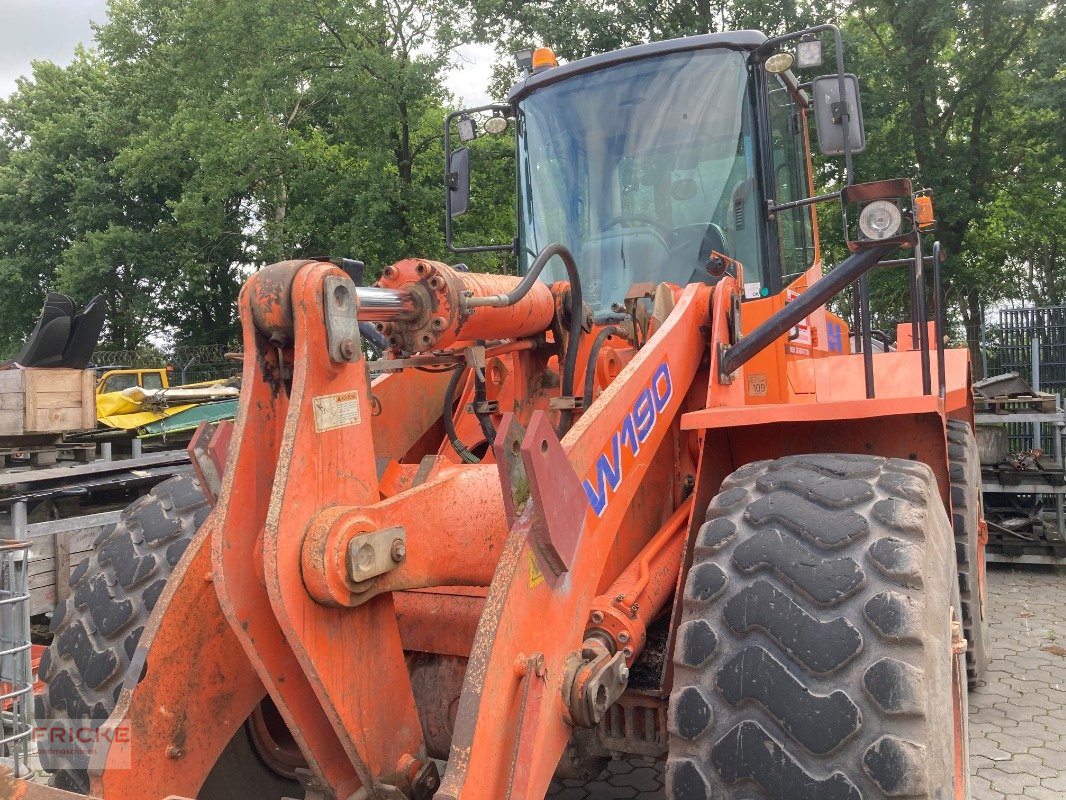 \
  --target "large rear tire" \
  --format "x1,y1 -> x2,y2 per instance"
666,454 -> 969,799
35,474 -> 300,799
947,420 -> 990,687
